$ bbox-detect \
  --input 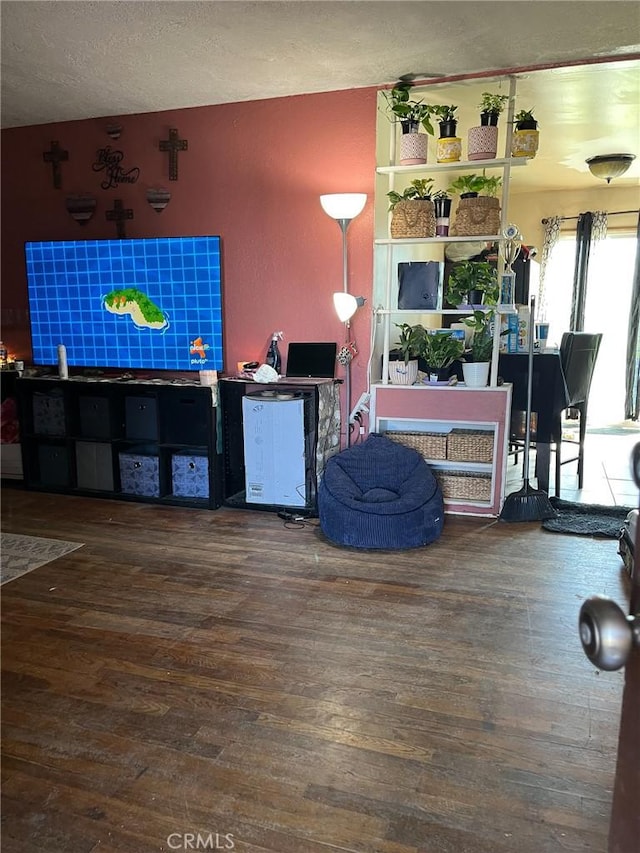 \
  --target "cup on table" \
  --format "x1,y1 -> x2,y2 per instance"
535,322 -> 550,349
